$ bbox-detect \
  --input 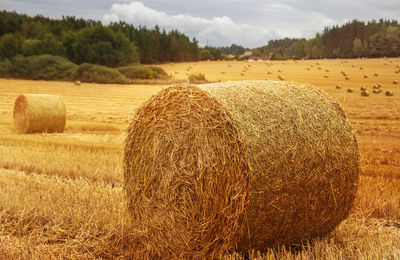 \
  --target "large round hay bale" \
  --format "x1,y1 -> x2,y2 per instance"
14,94 -> 66,134
124,80 -> 359,256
